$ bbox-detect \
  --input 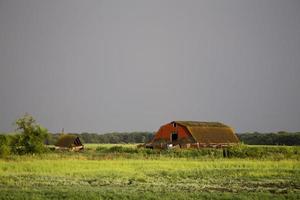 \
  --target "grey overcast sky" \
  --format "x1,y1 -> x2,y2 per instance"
0,0 -> 300,133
